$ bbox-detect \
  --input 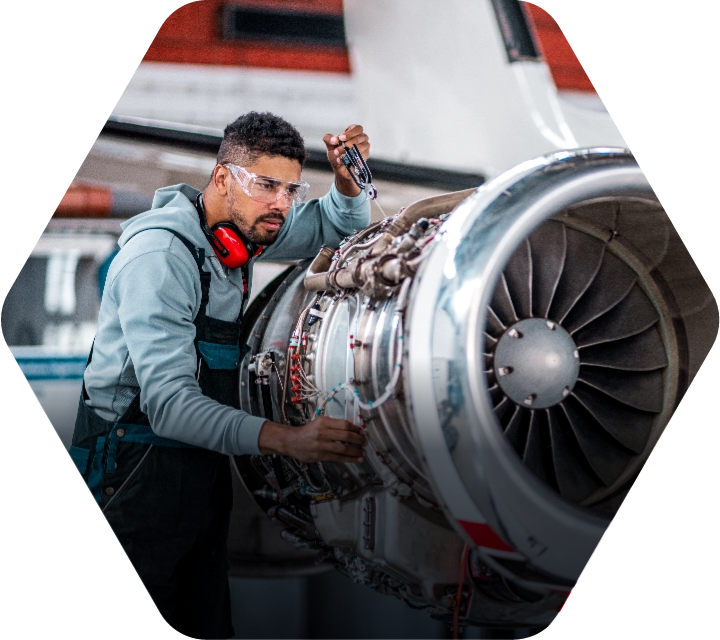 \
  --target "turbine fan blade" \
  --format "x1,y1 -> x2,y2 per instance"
494,396 -> 515,425
486,368 -> 497,387
522,410 -> 556,488
578,367 -> 665,413
504,406 -> 531,454
490,273 -> 518,327
529,220 -> 567,318
485,217 -> 674,509
561,251 -> 638,334
573,285 -> 660,347
486,307 -> 506,338
483,353 -> 494,371
561,396 -> 634,487
548,407 -> 602,503
503,238 -> 533,319
484,332 -> 498,349
572,383 -> 653,454
488,383 -> 504,406
579,325 -> 668,371
548,229 -> 606,323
